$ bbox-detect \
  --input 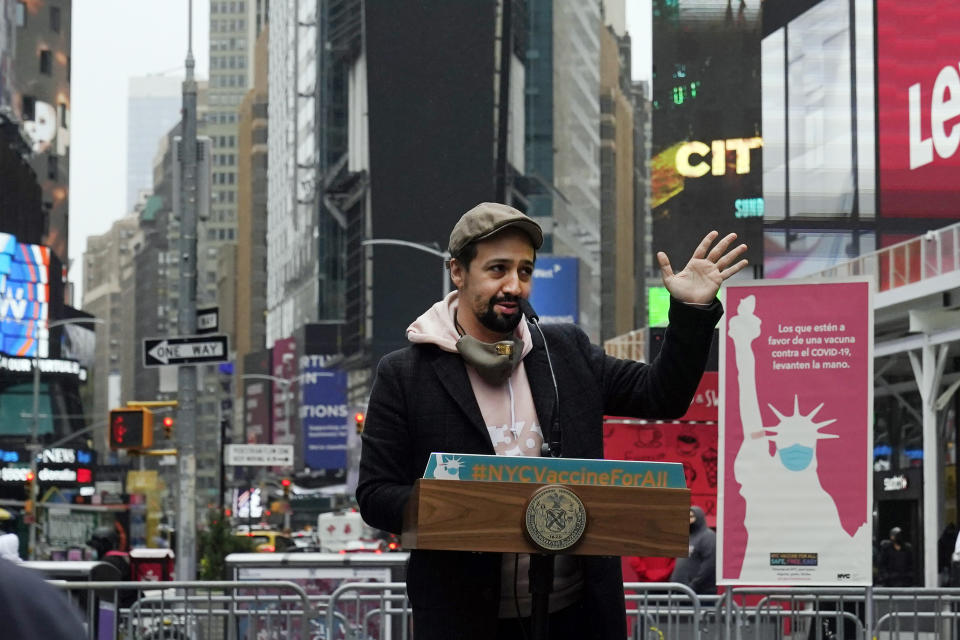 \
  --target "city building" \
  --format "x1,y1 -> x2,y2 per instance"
650,0 -> 764,284
81,214 -> 142,445
126,75 -> 182,213
234,24 -> 268,440
599,22 -> 641,340
11,0 -> 71,270
549,0 -> 603,341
